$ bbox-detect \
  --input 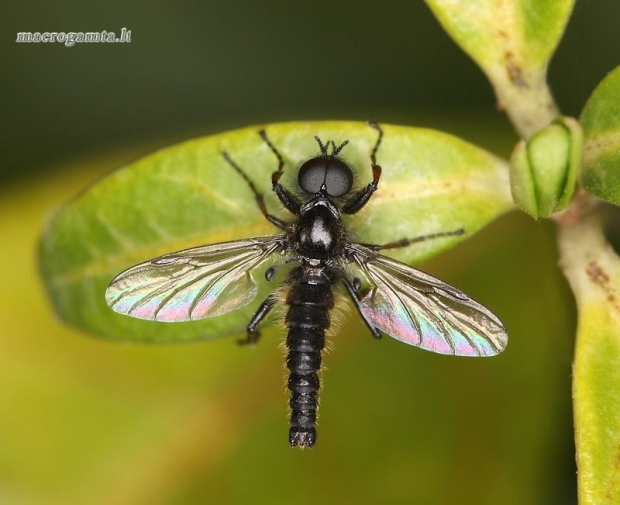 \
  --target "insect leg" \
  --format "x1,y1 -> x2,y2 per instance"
239,294 -> 278,345
222,150 -> 288,229
362,228 -> 465,251
341,275 -> 382,339
342,121 -> 383,215
368,121 -> 384,167
259,130 -> 302,215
